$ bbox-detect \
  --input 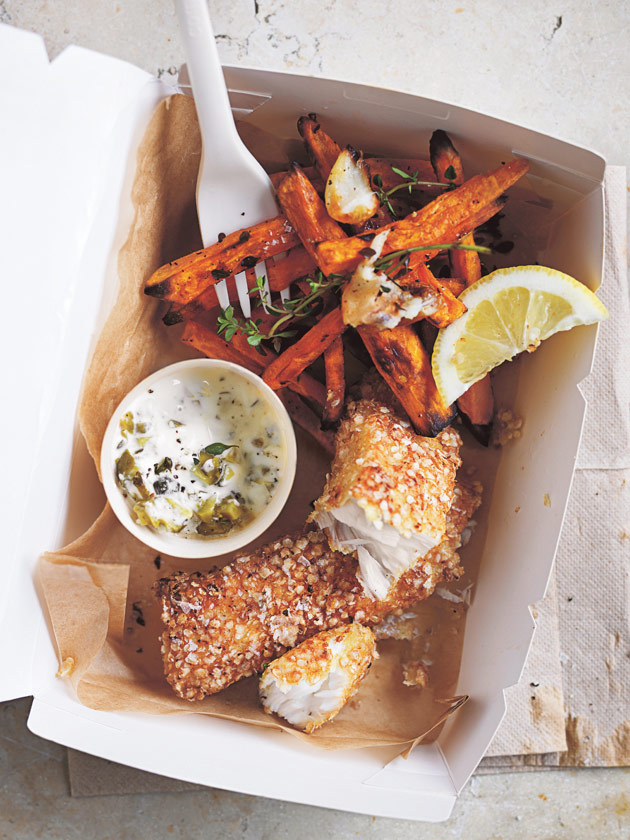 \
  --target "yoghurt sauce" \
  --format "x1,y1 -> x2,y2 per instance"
113,368 -> 285,539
